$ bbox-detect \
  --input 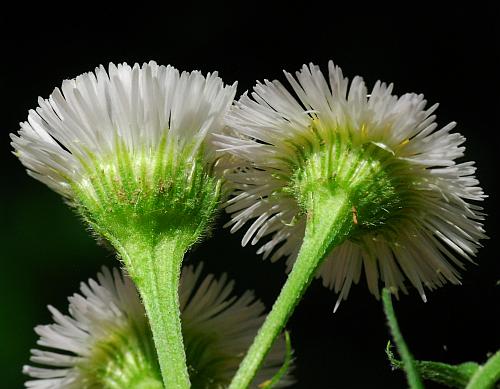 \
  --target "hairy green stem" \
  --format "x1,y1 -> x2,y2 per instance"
229,189 -> 354,389
121,237 -> 191,389
466,350 -> 500,389
382,289 -> 424,389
